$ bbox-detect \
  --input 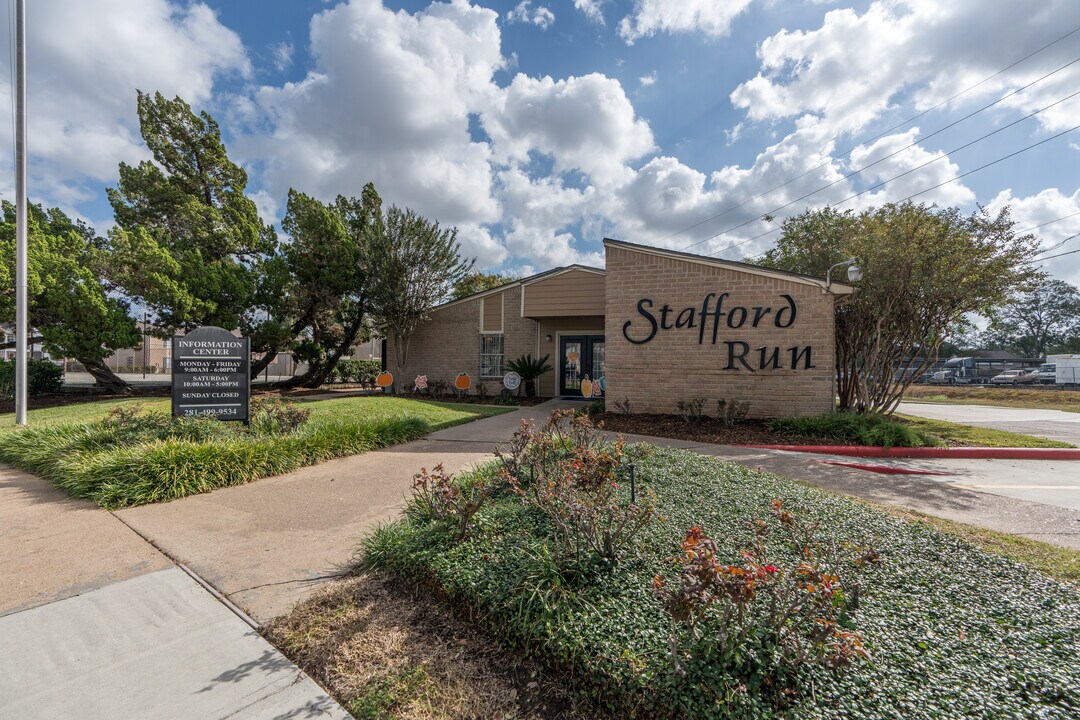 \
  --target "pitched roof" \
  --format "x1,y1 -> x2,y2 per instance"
432,264 -> 605,311
603,238 -> 855,294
